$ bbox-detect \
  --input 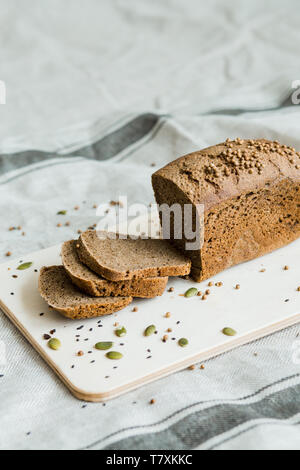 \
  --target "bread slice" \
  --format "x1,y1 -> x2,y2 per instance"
76,231 -> 191,281
39,266 -> 132,319
61,240 -> 168,298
